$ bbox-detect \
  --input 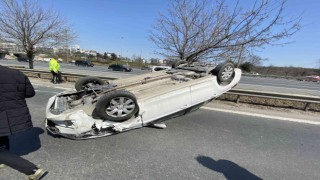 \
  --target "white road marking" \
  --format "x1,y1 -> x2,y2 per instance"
201,106 -> 320,125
